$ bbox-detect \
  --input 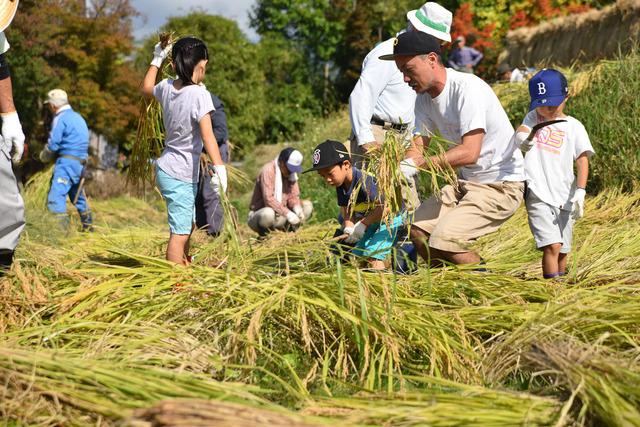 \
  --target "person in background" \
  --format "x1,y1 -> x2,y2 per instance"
349,2 -> 453,211
514,69 -> 594,279
195,92 -> 230,237
140,36 -> 227,265
305,140 -> 403,271
39,89 -> 93,231
497,63 -> 525,83
0,0 -> 26,273
447,35 -> 483,74
248,147 -> 313,236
